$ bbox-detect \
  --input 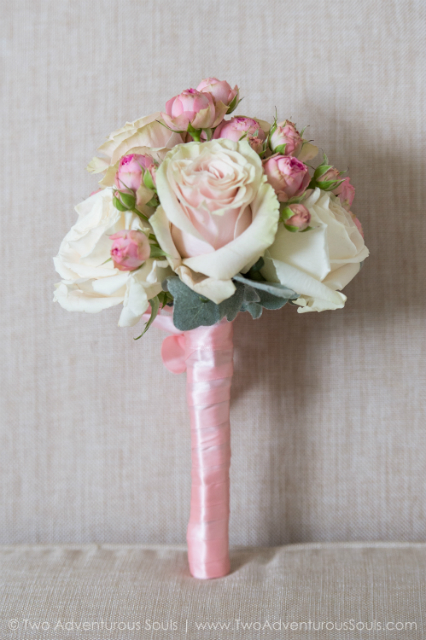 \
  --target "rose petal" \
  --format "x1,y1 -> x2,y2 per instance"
262,257 -> 347,312
176,265 -> 236,305
183,180 -> 279,279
